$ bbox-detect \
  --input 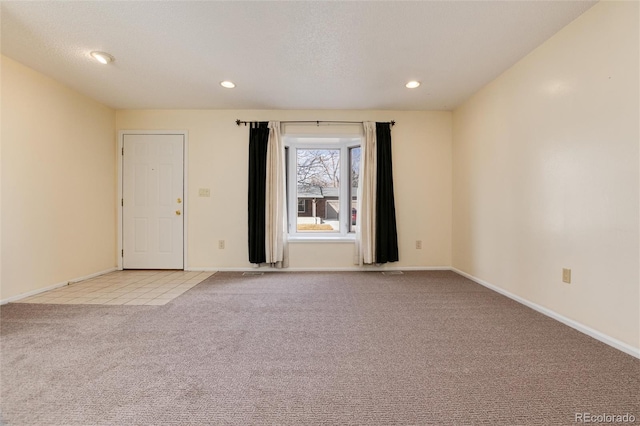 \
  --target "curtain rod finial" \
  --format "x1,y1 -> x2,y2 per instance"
391,120 -> 395,127
236,119 -> 241,126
